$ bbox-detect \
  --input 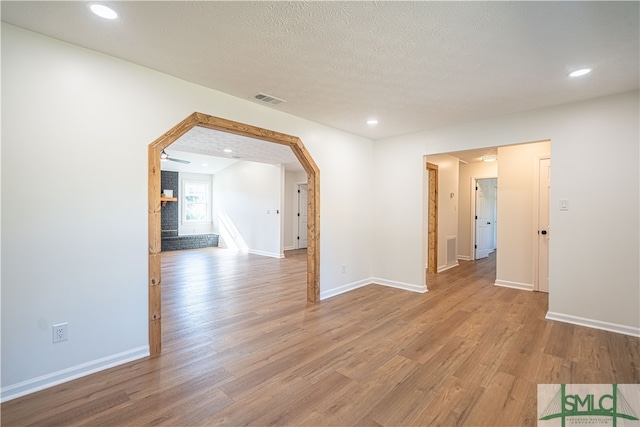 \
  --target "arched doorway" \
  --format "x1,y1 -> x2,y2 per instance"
148,112 -> 320,355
